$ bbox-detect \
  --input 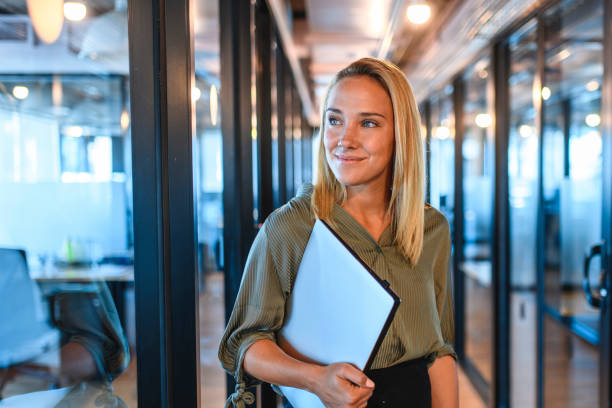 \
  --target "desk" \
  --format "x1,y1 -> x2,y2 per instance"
30,264 -> 134,328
